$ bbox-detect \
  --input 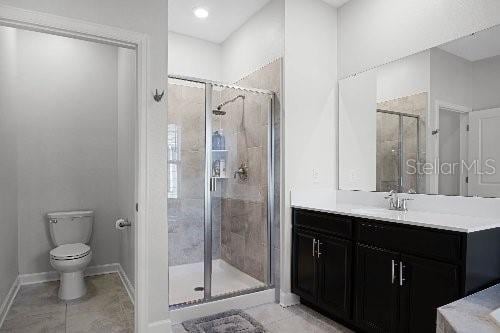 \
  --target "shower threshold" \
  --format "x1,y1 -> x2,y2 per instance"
169,259 -> 266,307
